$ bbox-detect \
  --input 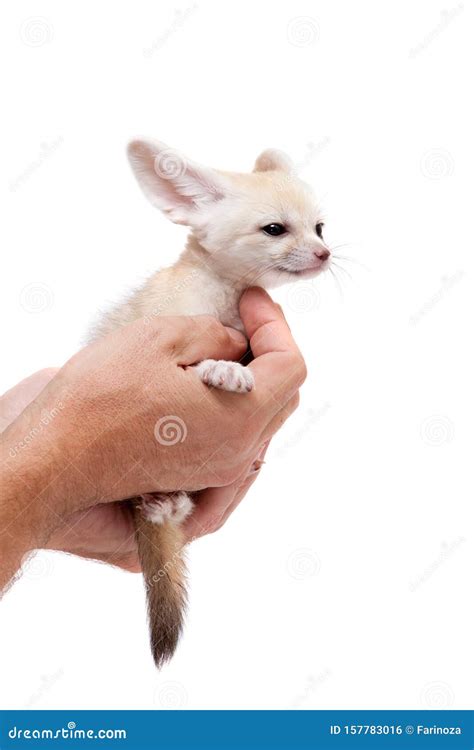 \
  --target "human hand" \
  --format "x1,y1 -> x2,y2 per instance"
0,288 -> 305,585
0,369 -> 267,573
